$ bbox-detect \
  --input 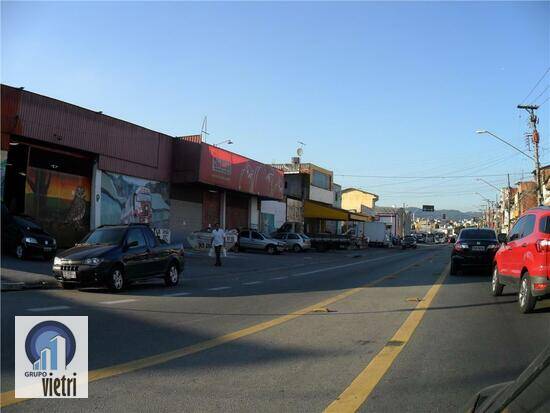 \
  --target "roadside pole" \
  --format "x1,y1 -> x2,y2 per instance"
517,104 -> 543,205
